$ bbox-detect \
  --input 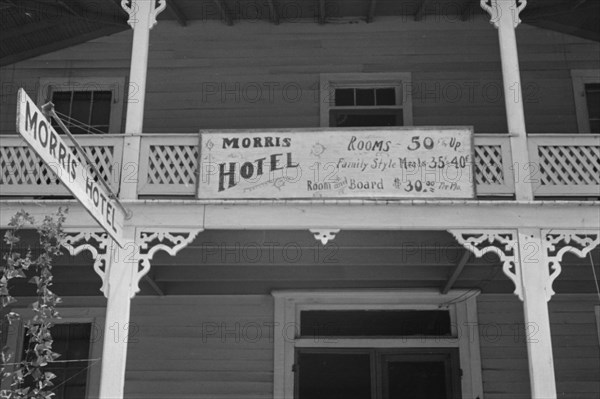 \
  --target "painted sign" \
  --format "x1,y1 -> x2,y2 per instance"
197,127 -> 475,199
16,89 -> 126,247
